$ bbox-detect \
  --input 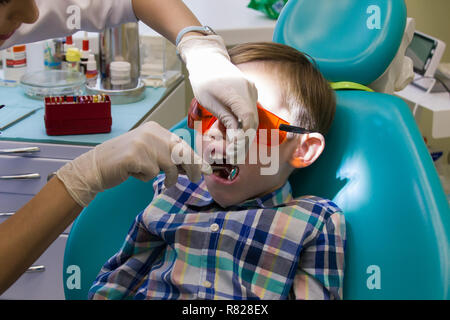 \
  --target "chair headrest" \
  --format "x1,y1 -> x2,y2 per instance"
273,0 -> 407,85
